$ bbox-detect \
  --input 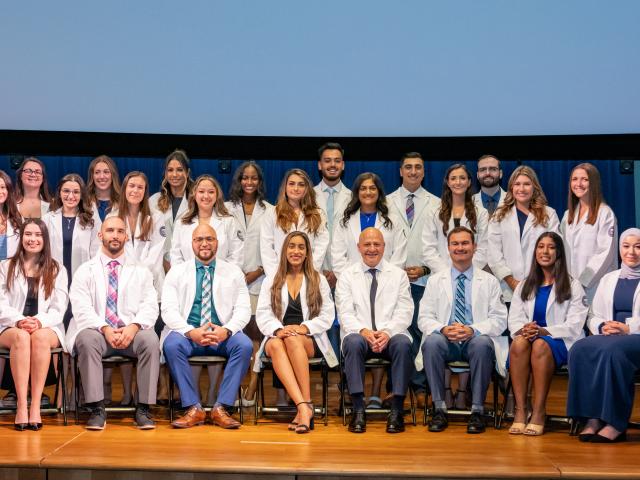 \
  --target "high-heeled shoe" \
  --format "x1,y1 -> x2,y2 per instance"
294,401 -> 314,434
14,423 -> 28,431
28,423 -> 43,431
509,407 -> 531,435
